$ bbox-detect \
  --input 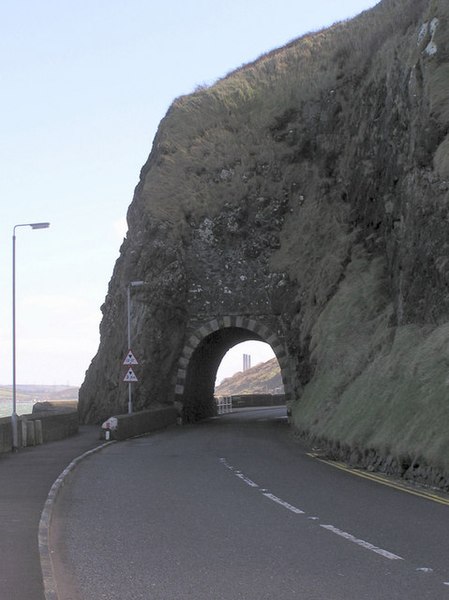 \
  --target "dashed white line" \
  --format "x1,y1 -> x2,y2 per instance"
220,458 -> 304,510
219,458 -> 449,587
235,473 -> 259,487
320,524 -> 403,561
262,492 -> 304,514
220,458 -> 404,563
